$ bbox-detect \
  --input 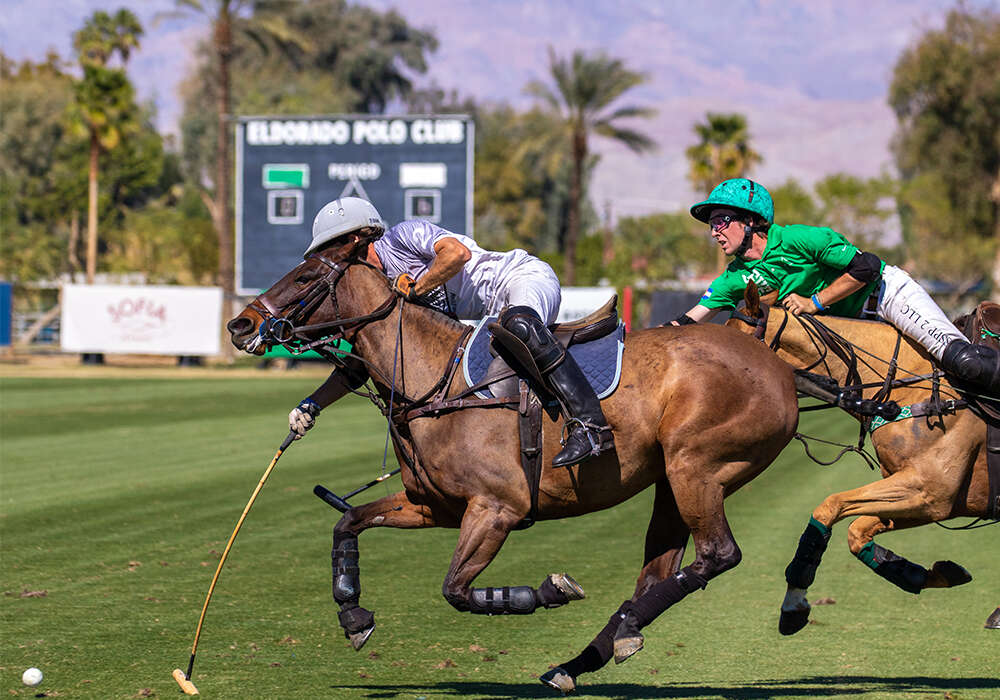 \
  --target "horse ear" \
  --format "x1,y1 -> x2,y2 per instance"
745,281 -> 761,316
